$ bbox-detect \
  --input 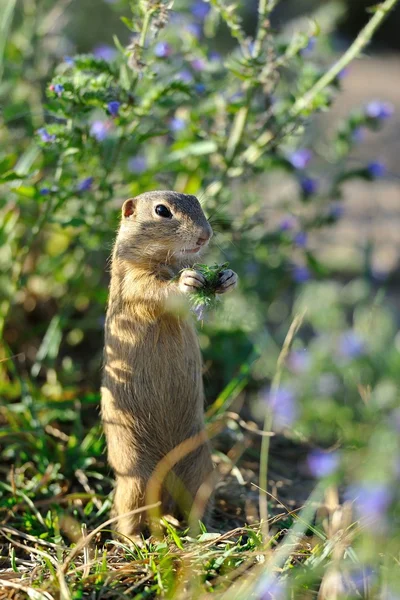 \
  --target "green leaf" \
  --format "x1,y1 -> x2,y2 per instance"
0,170 -> 21,183
31,316 -> 62,377
167,141 -> 218,163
